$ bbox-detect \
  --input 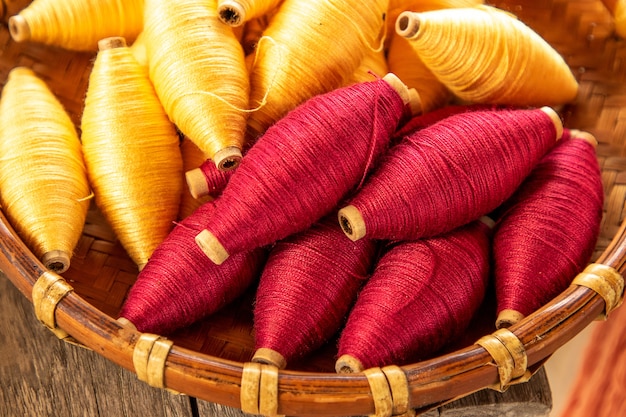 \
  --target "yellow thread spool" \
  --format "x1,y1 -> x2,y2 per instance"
395,5 -> 579,106
246,0 -> 389,139
143,0 -> 249,171
603,0 -> 626,38
80,37 -> 183,270
218,0 -> 283,27
0,67 -> 90,273
8,0 -> 144,51
178,137 -> 213,220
